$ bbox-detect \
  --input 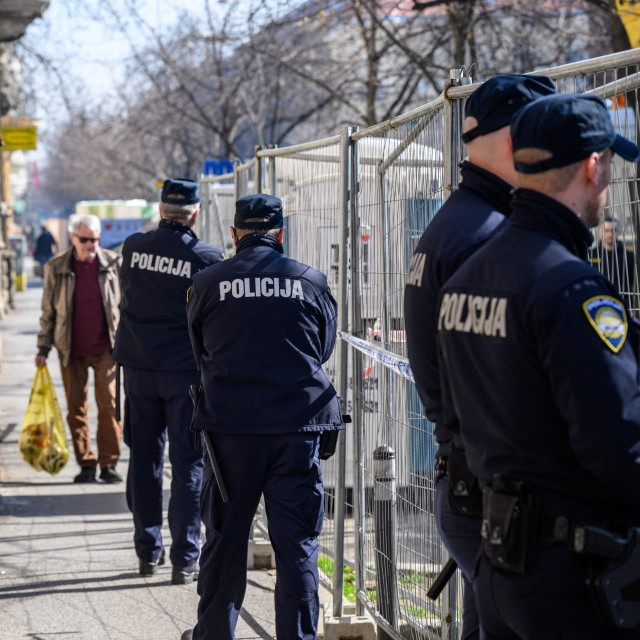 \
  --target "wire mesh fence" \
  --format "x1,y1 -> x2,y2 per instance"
197,48 -> 640,640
